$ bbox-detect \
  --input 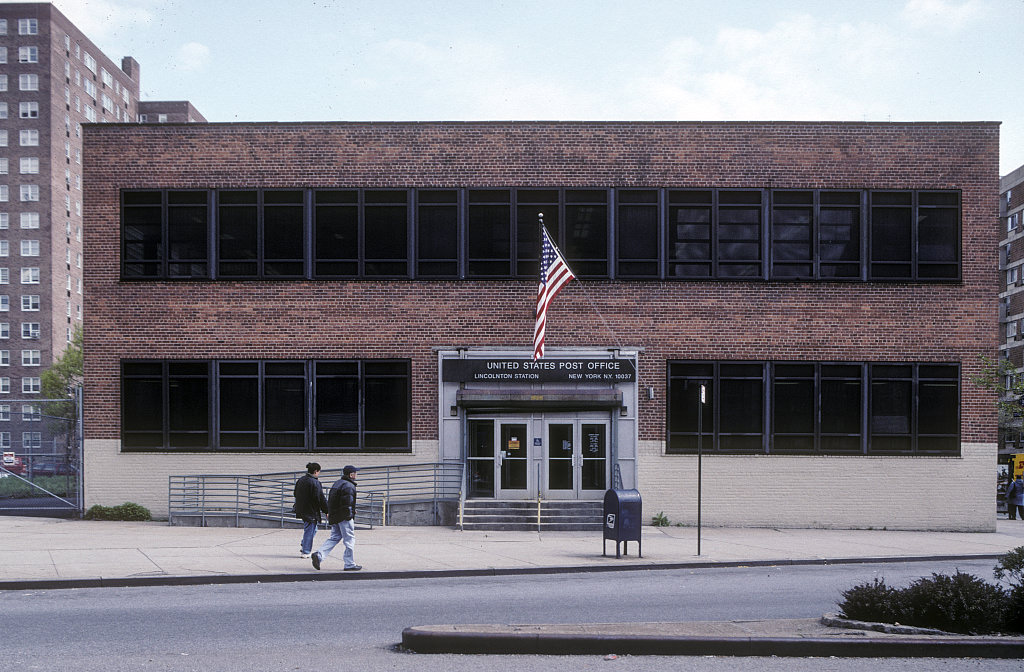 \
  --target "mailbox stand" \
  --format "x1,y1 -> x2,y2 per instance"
603,488 -> 642,558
